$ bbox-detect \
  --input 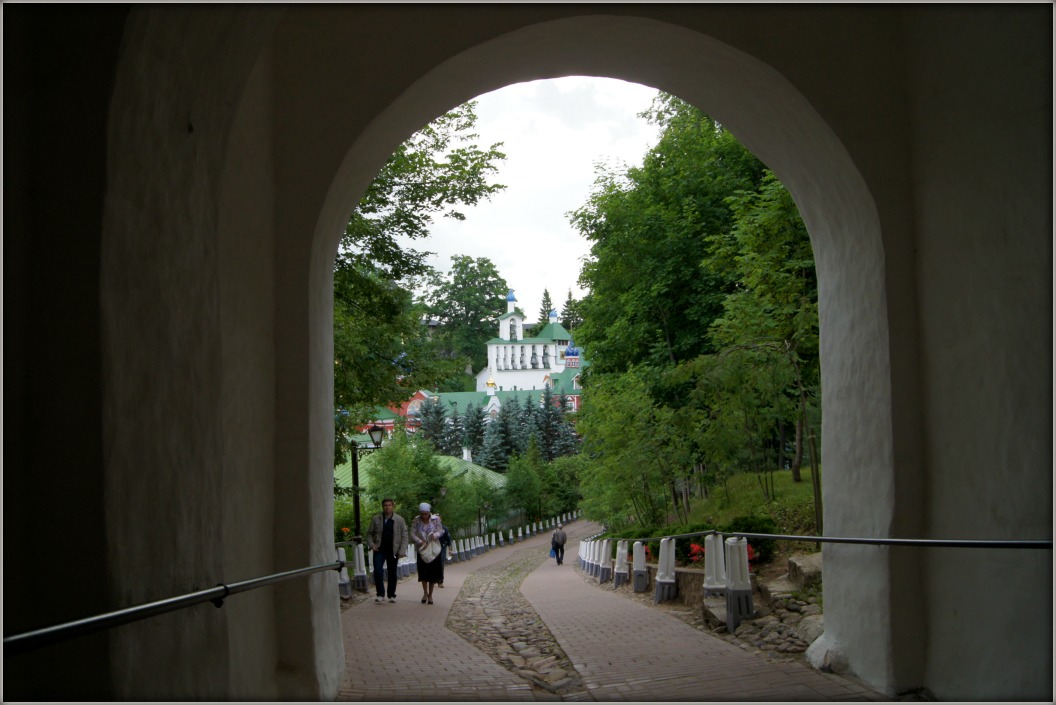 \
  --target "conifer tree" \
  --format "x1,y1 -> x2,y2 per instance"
462,403 -> 487,460
412,395 -> 447,452
538,289 -> 554,325
475,417 -> 508,472
444,406 -> 464,457
560,289 -> 582,331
